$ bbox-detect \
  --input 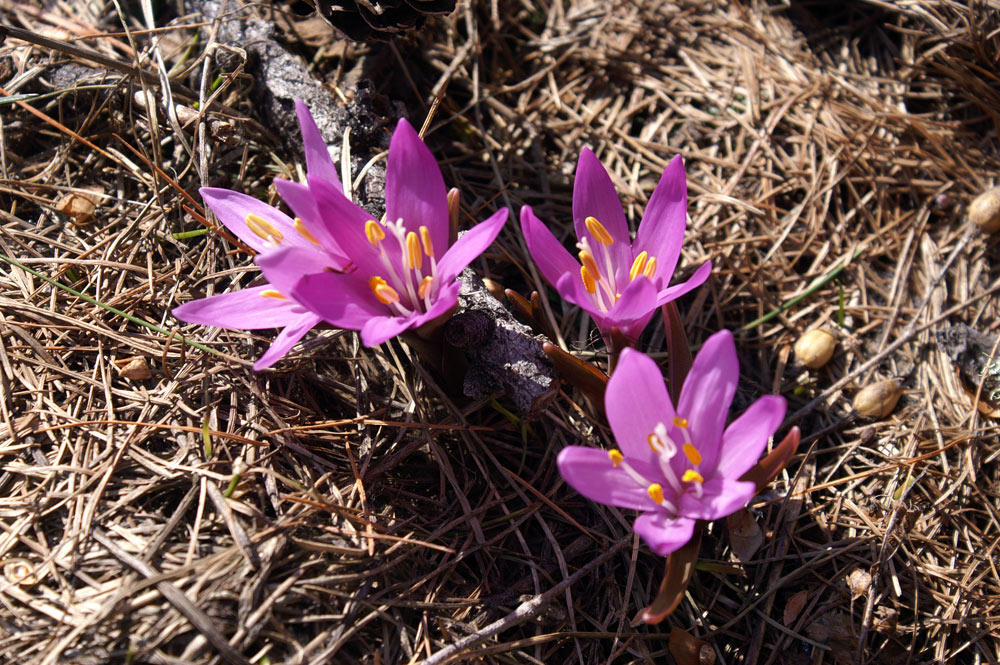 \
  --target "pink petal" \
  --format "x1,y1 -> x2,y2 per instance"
291,271 -> 386,329
385,118 -> 449,257
677,330 -> 738,472
677,478 -> 756,521
572,148 -> 631,270
654,261 -> 712,307
557,446 -> 656,511
520,206 -> 580,290
295,100 -> 342,191
306,174 -> 382,274
714,395 -> 786,478
634,155 -> 687,285
273,178 -> 348,265
200,188 -> 307,254
173,285 -> 305,329
632,513 -> 696,556
255,245 -> 335,297
436,207 -> 509,282
359,280 -> 461,346
605,275 -> 658,333
605,348 -> 677,461
252,312 -> 323,370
